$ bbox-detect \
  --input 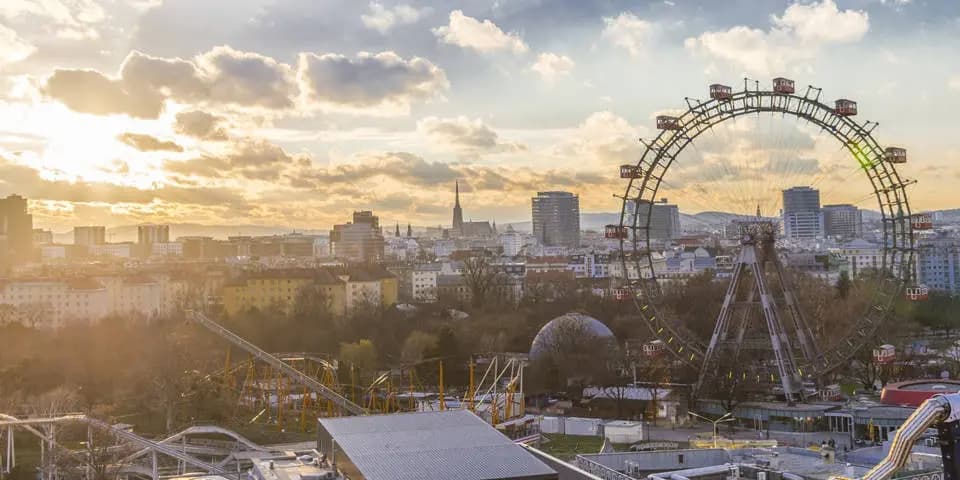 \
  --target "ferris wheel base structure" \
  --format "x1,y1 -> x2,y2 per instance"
615,77 -> 919,401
